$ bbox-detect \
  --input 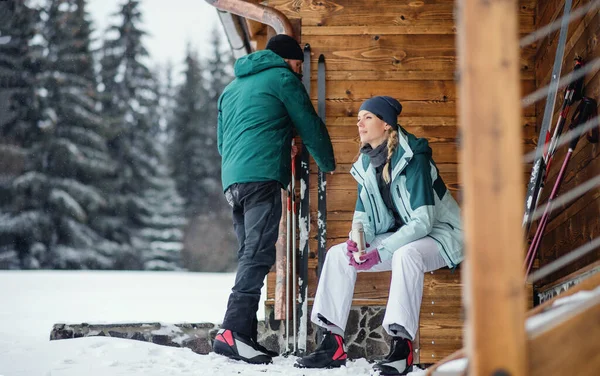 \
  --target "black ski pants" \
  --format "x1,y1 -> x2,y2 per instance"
221,181 -> 282,339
